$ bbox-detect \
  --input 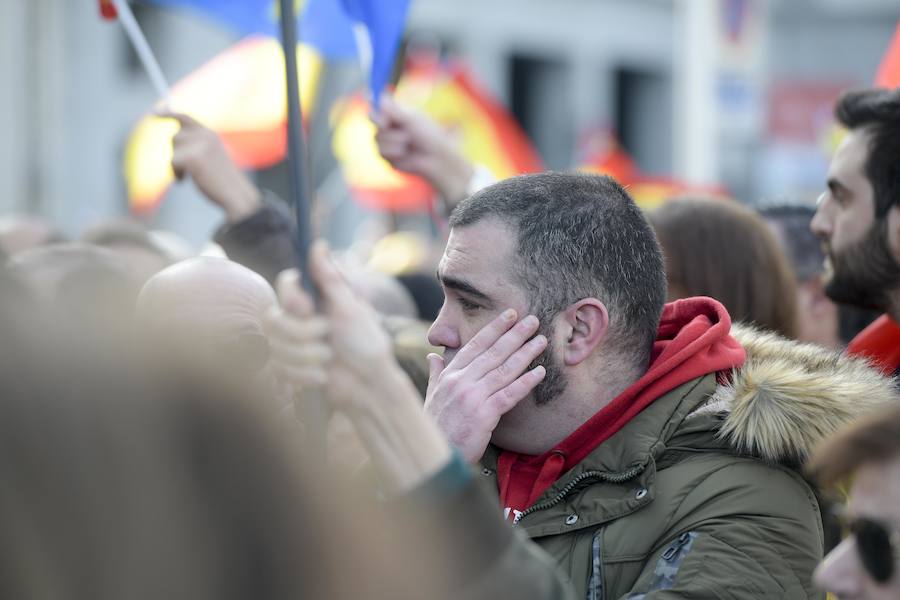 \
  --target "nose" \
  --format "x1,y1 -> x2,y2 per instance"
811,193 -> 833,240
427,303 -> 460,351
814,538 -> 863,598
